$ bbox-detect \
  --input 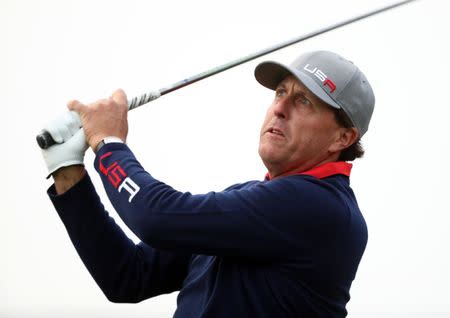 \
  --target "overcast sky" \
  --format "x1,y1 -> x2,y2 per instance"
2,0 -> 449,317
